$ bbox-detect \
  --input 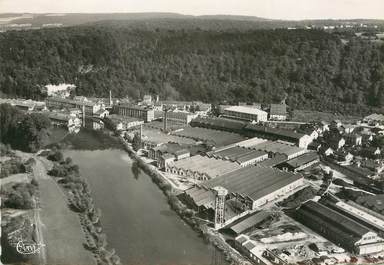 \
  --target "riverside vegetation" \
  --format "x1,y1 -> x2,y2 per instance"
45,148 -> 121,265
